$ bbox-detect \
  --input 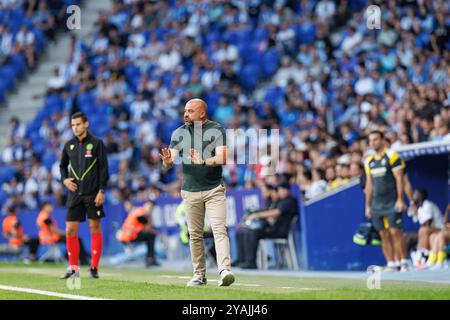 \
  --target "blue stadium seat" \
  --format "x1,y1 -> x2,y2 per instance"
262,49 -> 279,77
0,166 -> 17,184
44,94 -> 64,113
9,53 -> 26,79
77,92 -> 96,110
254,28 -> 268,42
32,142 -> 46,157
125,65 -> 141,93
33,28 -> 46,52
0,189 -> 8,207
96,102 -> 112,116
108,158 -> 121,175
264,86 -> 285,107
295,23 -> 316,45
235,29 -> 252,45
205,32 -> 221,46
239,63 -> 261,91
125,64 -> 141,79
160,119 -> 181,145
89,114 -> 110,132
25,120 -> 40,137
0,85 -> 5,104
204,91 -> 221,115
163,73 -> 175,88
42,151 -> 57,170
93,124 -> 109,138
240,43 -> 263,66
11,6 -> 25,19
0,65 -> 17,91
